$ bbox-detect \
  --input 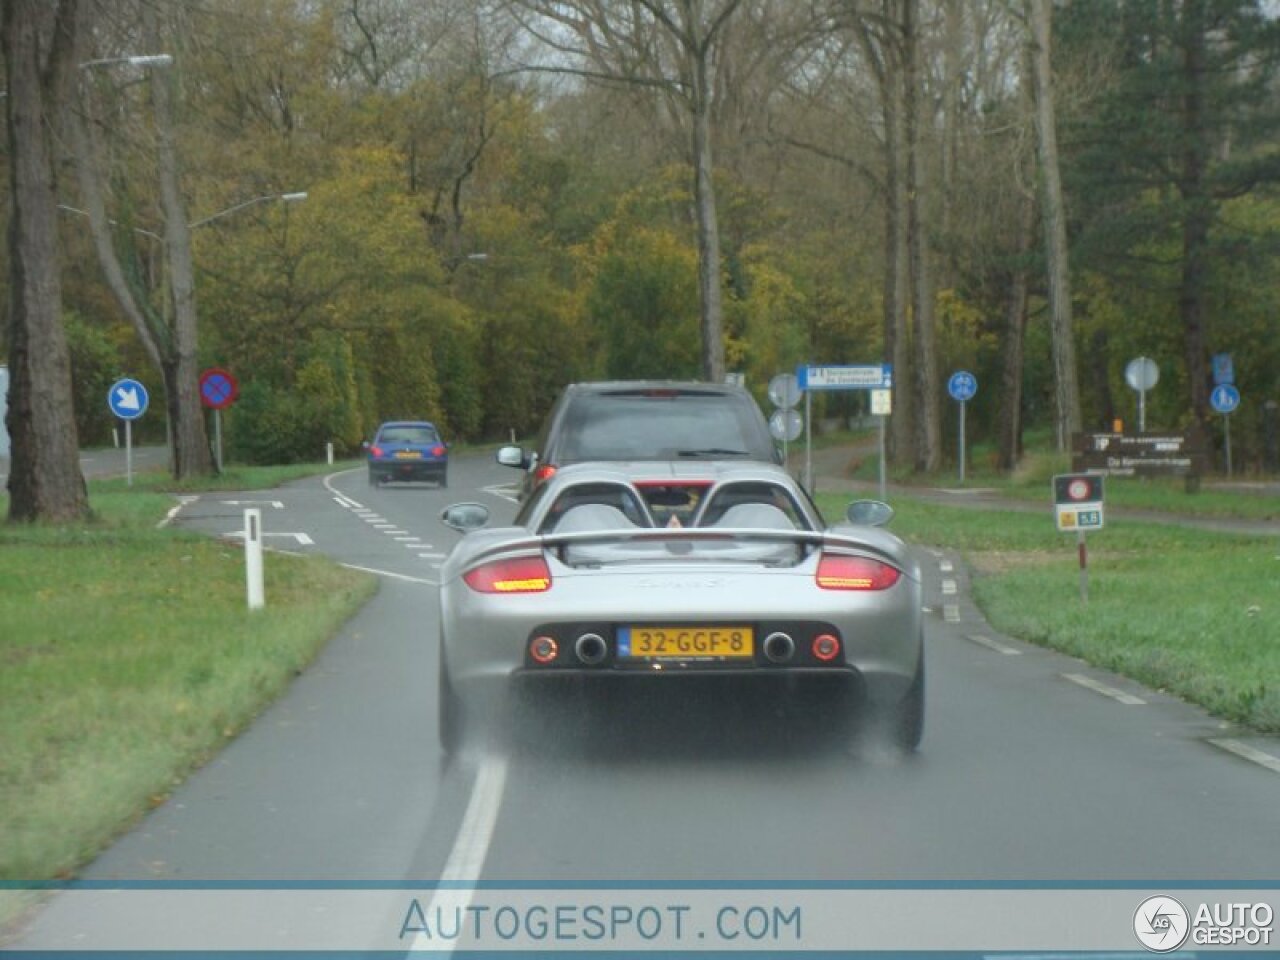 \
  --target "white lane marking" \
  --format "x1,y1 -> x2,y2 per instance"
411,756 -> 509,953
338,561 -> 437,586
157,495 -> 199,529
965,634 -> 1022,655
943,604 -> 961,623
939,560 -> 954,573
221,499 -> 284,509
1062,673 -> 1146,705
223,530 -> 315,546
1208,738 -> 1280,774
941,579 -> 957,595
483,483 -> 520,504
372,522 -> 397,529
394,536 -> 420,543
418,552 -> 447,560
384,529 -> 410,537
